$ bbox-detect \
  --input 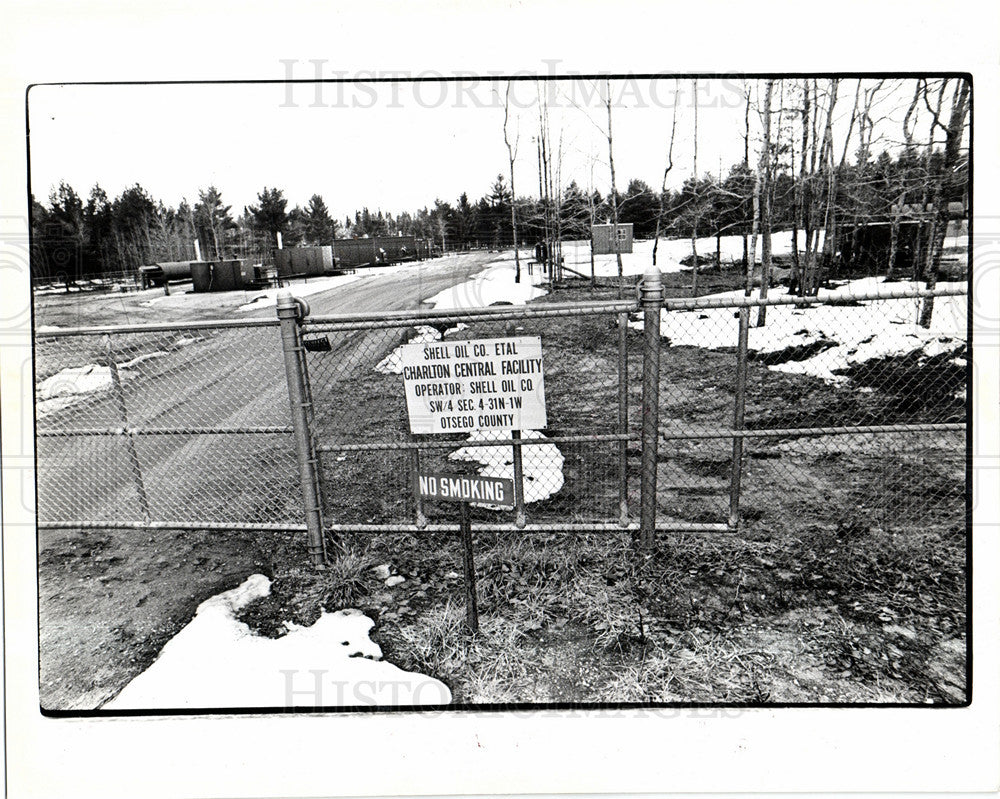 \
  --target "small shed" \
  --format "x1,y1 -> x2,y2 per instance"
591,223 -> 633,255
